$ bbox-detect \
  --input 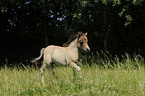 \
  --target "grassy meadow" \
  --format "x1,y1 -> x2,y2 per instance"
0,54 -> 145,96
